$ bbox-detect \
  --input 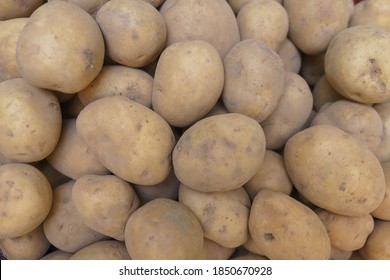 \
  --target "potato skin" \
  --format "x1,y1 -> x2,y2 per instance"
359,220 -> 390,260
374,102 -> 390,162
371,161 -> 390,220
349,0 -> 390,32
70,240 -> 131,260
278,38 -> 302,74
0,0 -> 43,20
